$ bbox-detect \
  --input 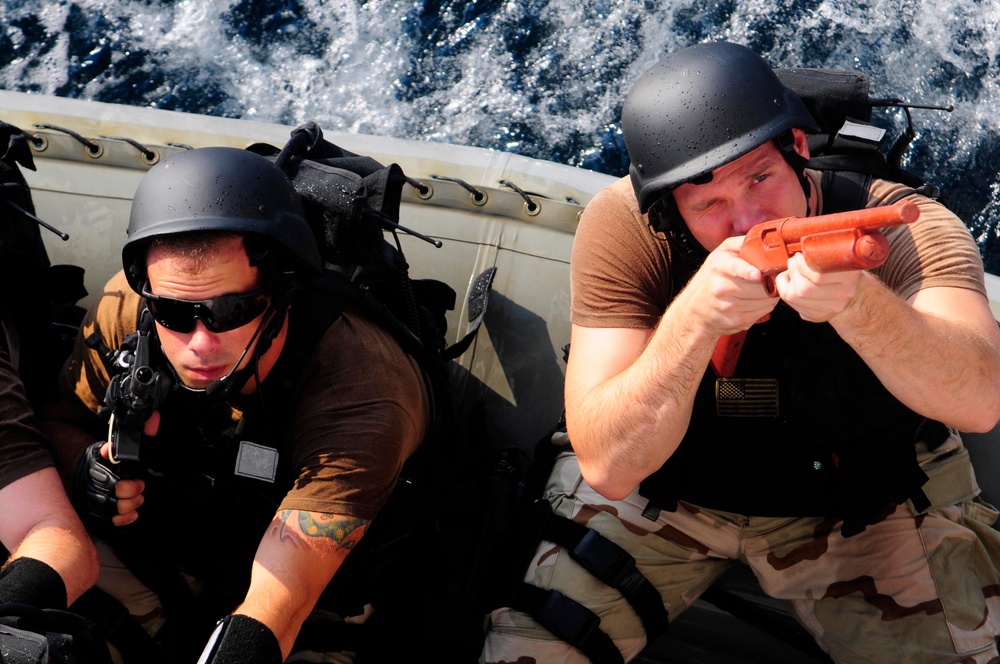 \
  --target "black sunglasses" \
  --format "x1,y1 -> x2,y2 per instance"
141,285 -> 269,333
